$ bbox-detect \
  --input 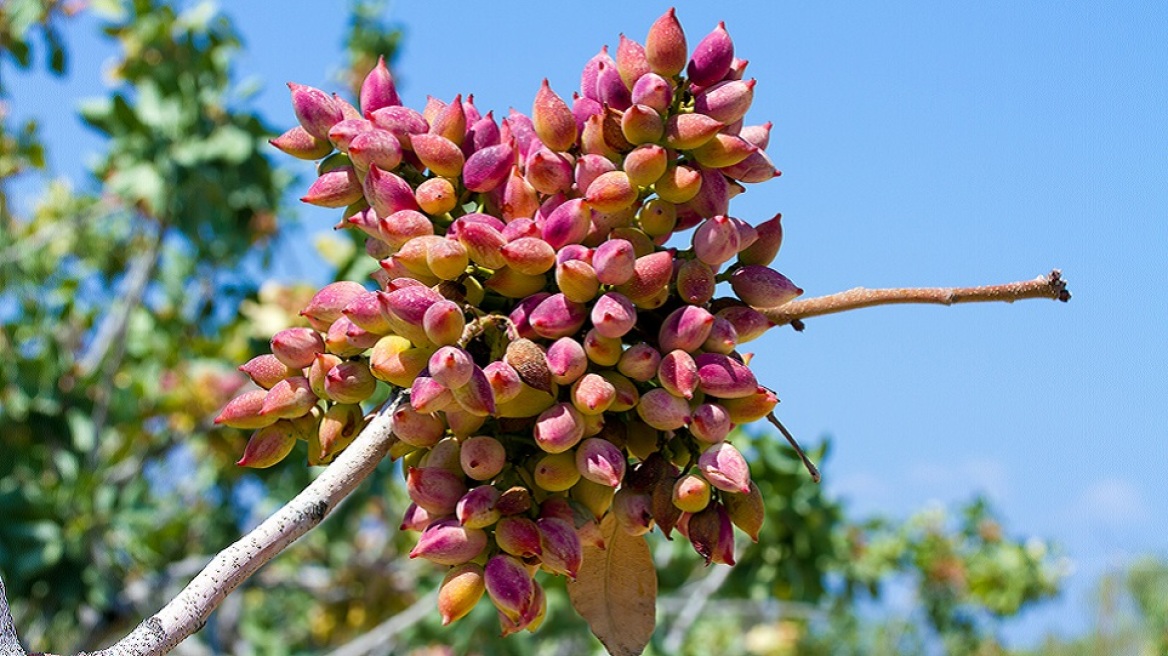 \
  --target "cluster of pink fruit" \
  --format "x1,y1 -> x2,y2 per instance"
215,8 -> 800,633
